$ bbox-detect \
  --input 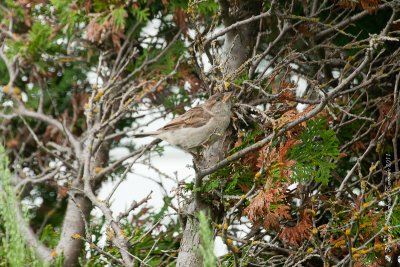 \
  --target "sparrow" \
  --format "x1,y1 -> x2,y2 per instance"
134,92 -> 233,152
